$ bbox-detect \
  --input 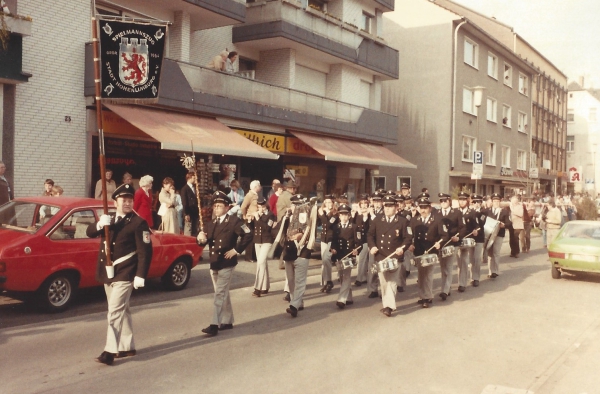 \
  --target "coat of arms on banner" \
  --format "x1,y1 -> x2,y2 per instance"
119,37 -> 149,87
